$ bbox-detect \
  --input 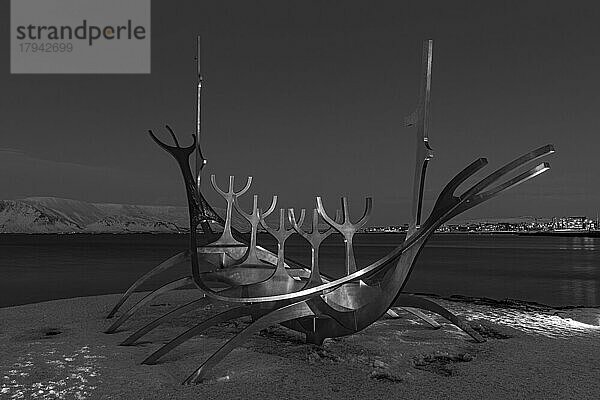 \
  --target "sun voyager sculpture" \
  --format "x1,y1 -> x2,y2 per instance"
104,39 -> 554,384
